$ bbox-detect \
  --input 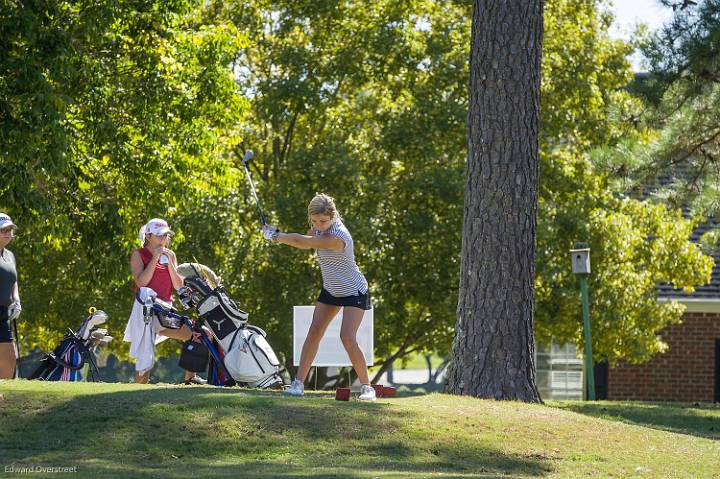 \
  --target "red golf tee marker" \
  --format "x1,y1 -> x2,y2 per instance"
335,388 -> 351,401
382,386 -> 397,397
372,384 -> 384,398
